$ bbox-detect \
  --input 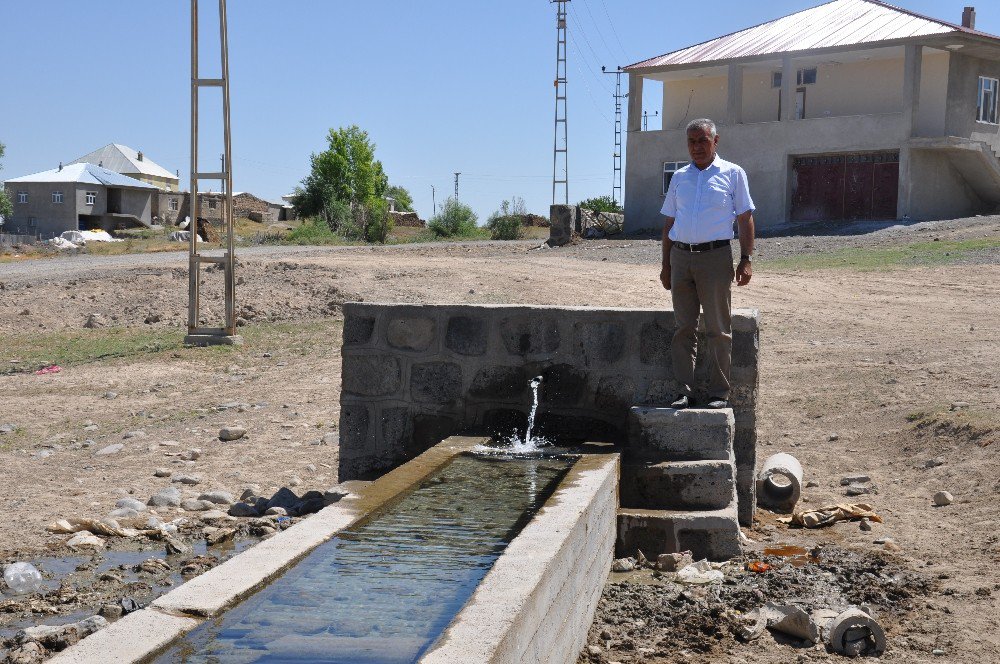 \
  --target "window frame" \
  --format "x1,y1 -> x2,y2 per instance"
85,191 -> 97,205
772,67 -> 818,89
52,191 -> 64,204
17,191 -> 28,204
169,198 -> 179,212
662,160 -> 688,195
208,199 -> 218,210
977,76 -> 999,124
